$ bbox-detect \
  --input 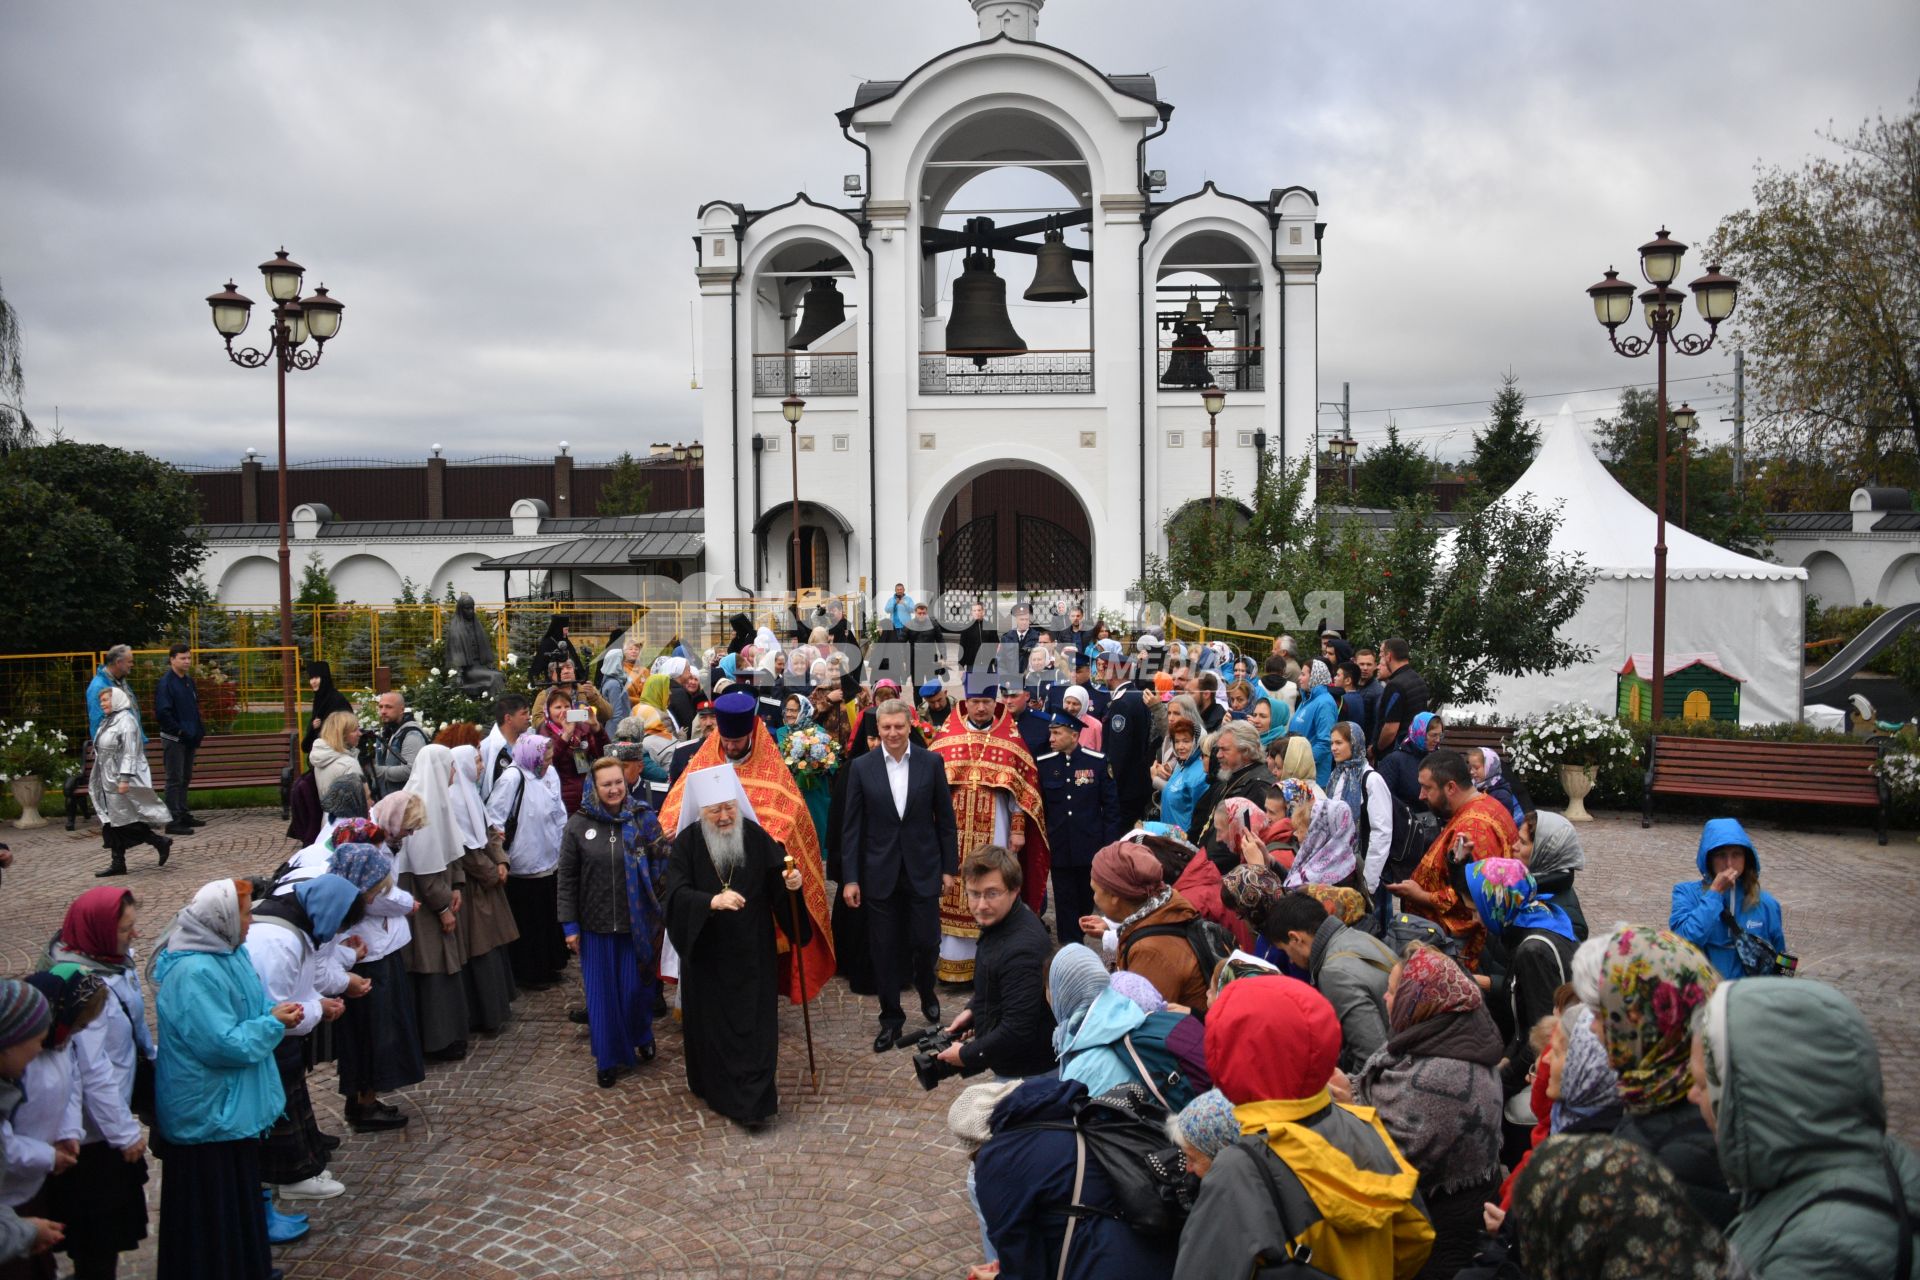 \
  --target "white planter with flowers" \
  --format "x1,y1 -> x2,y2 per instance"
1506,704 -> 1638,823
0,721 -> 77,829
